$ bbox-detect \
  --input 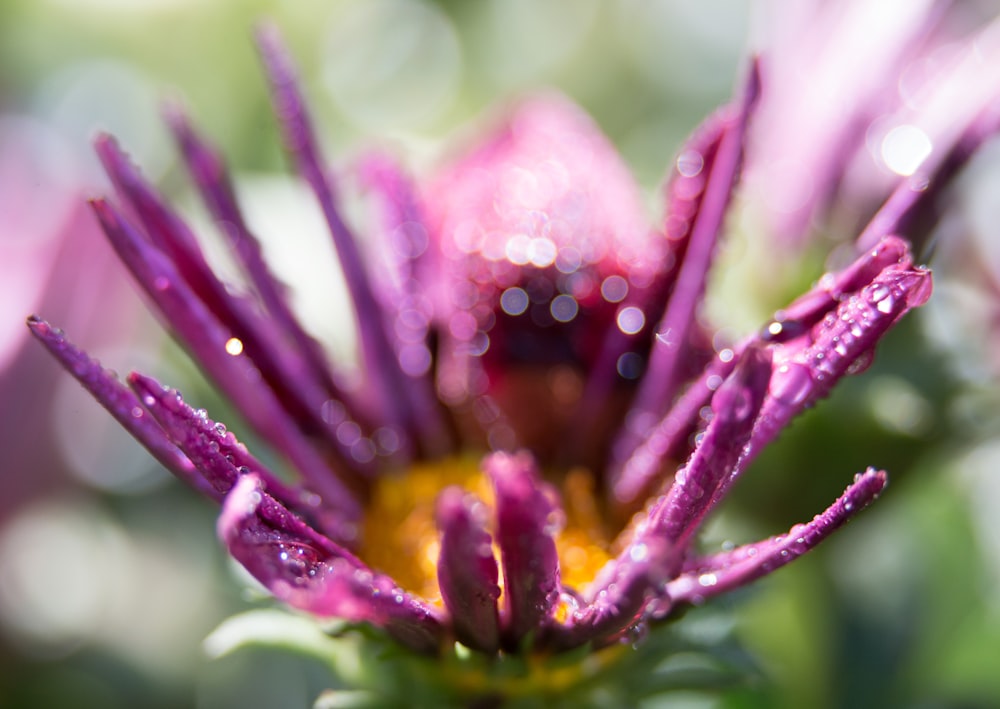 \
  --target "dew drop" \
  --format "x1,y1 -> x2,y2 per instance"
769,362 -> 813,406
698,573 -> 718,587
846,349 -> 875,376
676,149 -> 705,177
